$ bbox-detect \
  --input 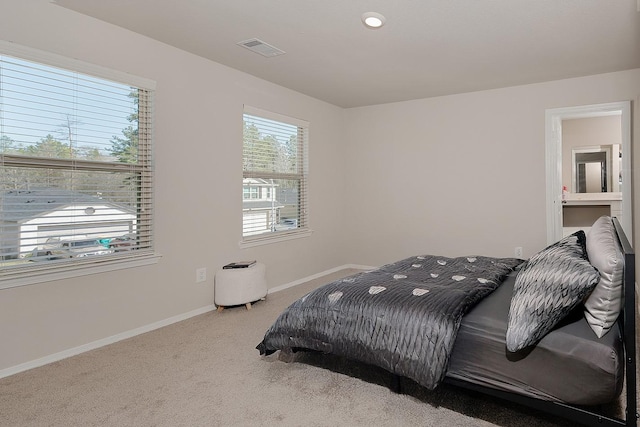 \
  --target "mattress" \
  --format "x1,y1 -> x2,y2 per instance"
446,271 -> 624,405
